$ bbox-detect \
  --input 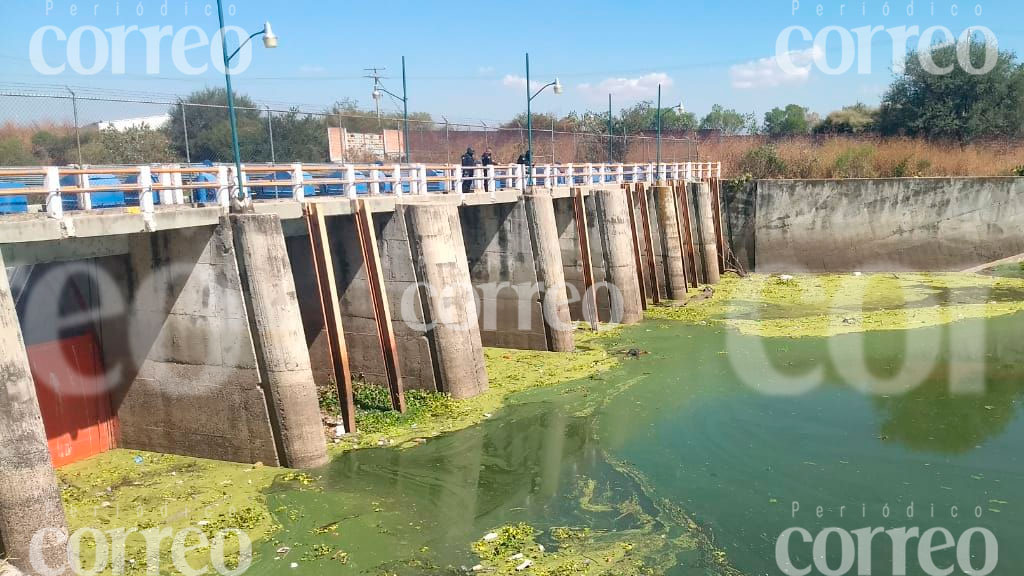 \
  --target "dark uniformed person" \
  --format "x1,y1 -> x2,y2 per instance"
481,148 -> 494,191
461,147 -> 476,193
